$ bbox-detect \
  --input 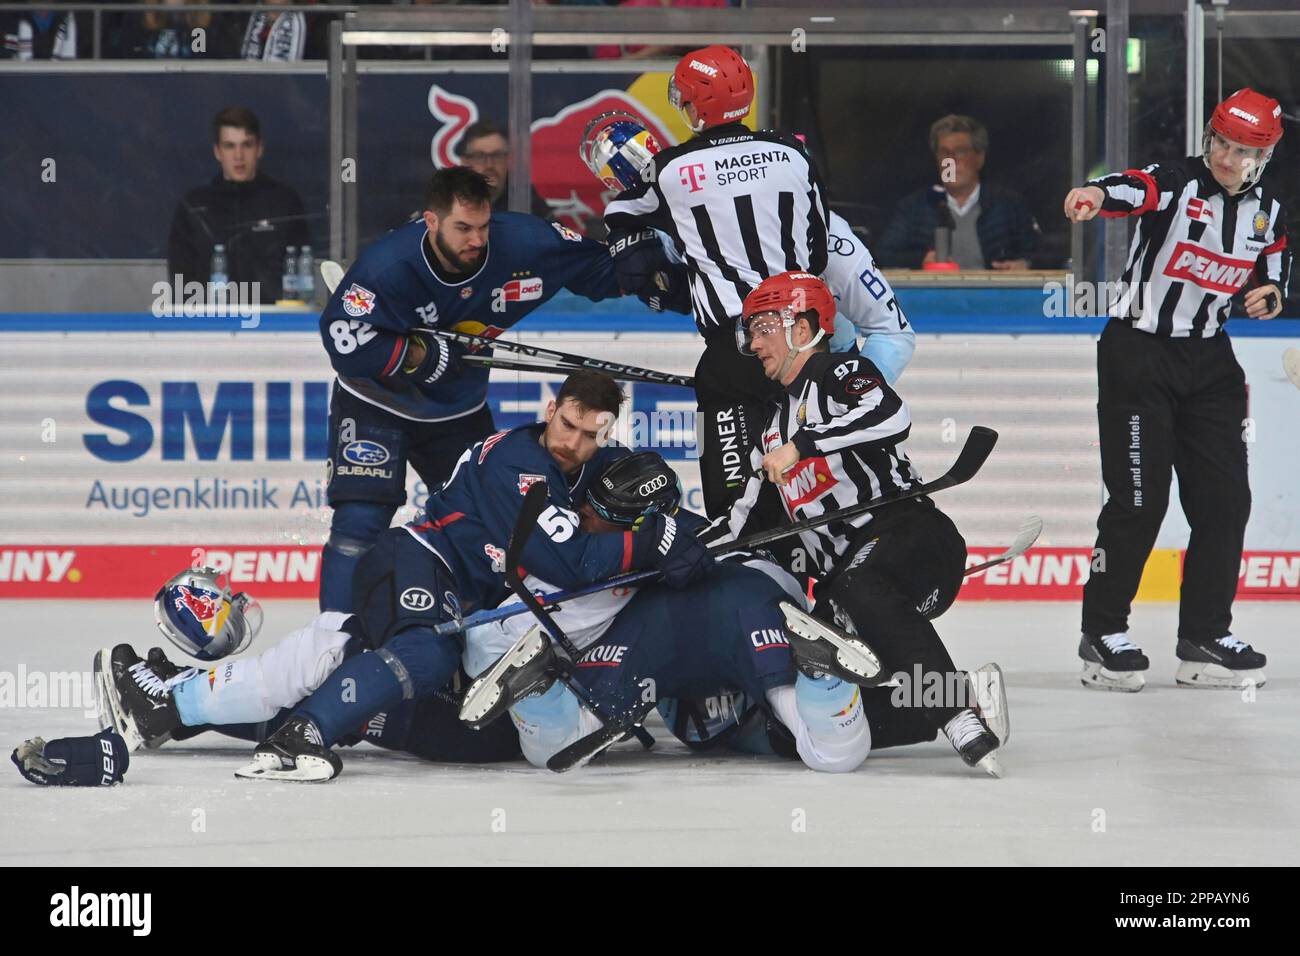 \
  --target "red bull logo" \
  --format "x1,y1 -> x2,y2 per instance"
173,585 -> 223,633
428,85 -> 479,168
